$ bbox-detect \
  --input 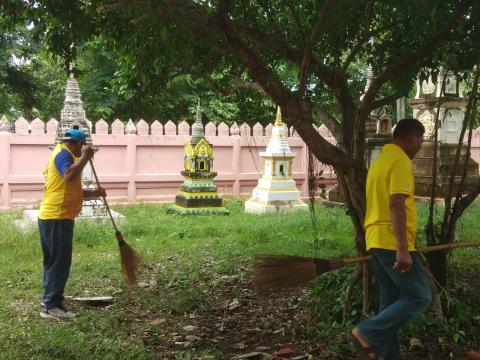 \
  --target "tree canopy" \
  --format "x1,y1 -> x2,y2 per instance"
1,1 -> 287,124
3,1 -> 480,262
